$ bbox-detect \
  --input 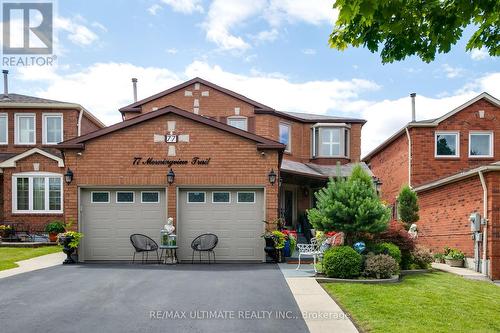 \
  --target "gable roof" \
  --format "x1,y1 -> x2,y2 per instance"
119,77 -> 275,113
0,93 -> 106,128
255,109 -> 366,124
0,148 -> 64,168
58,105 -> 285,150
363,92 -> 499,161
